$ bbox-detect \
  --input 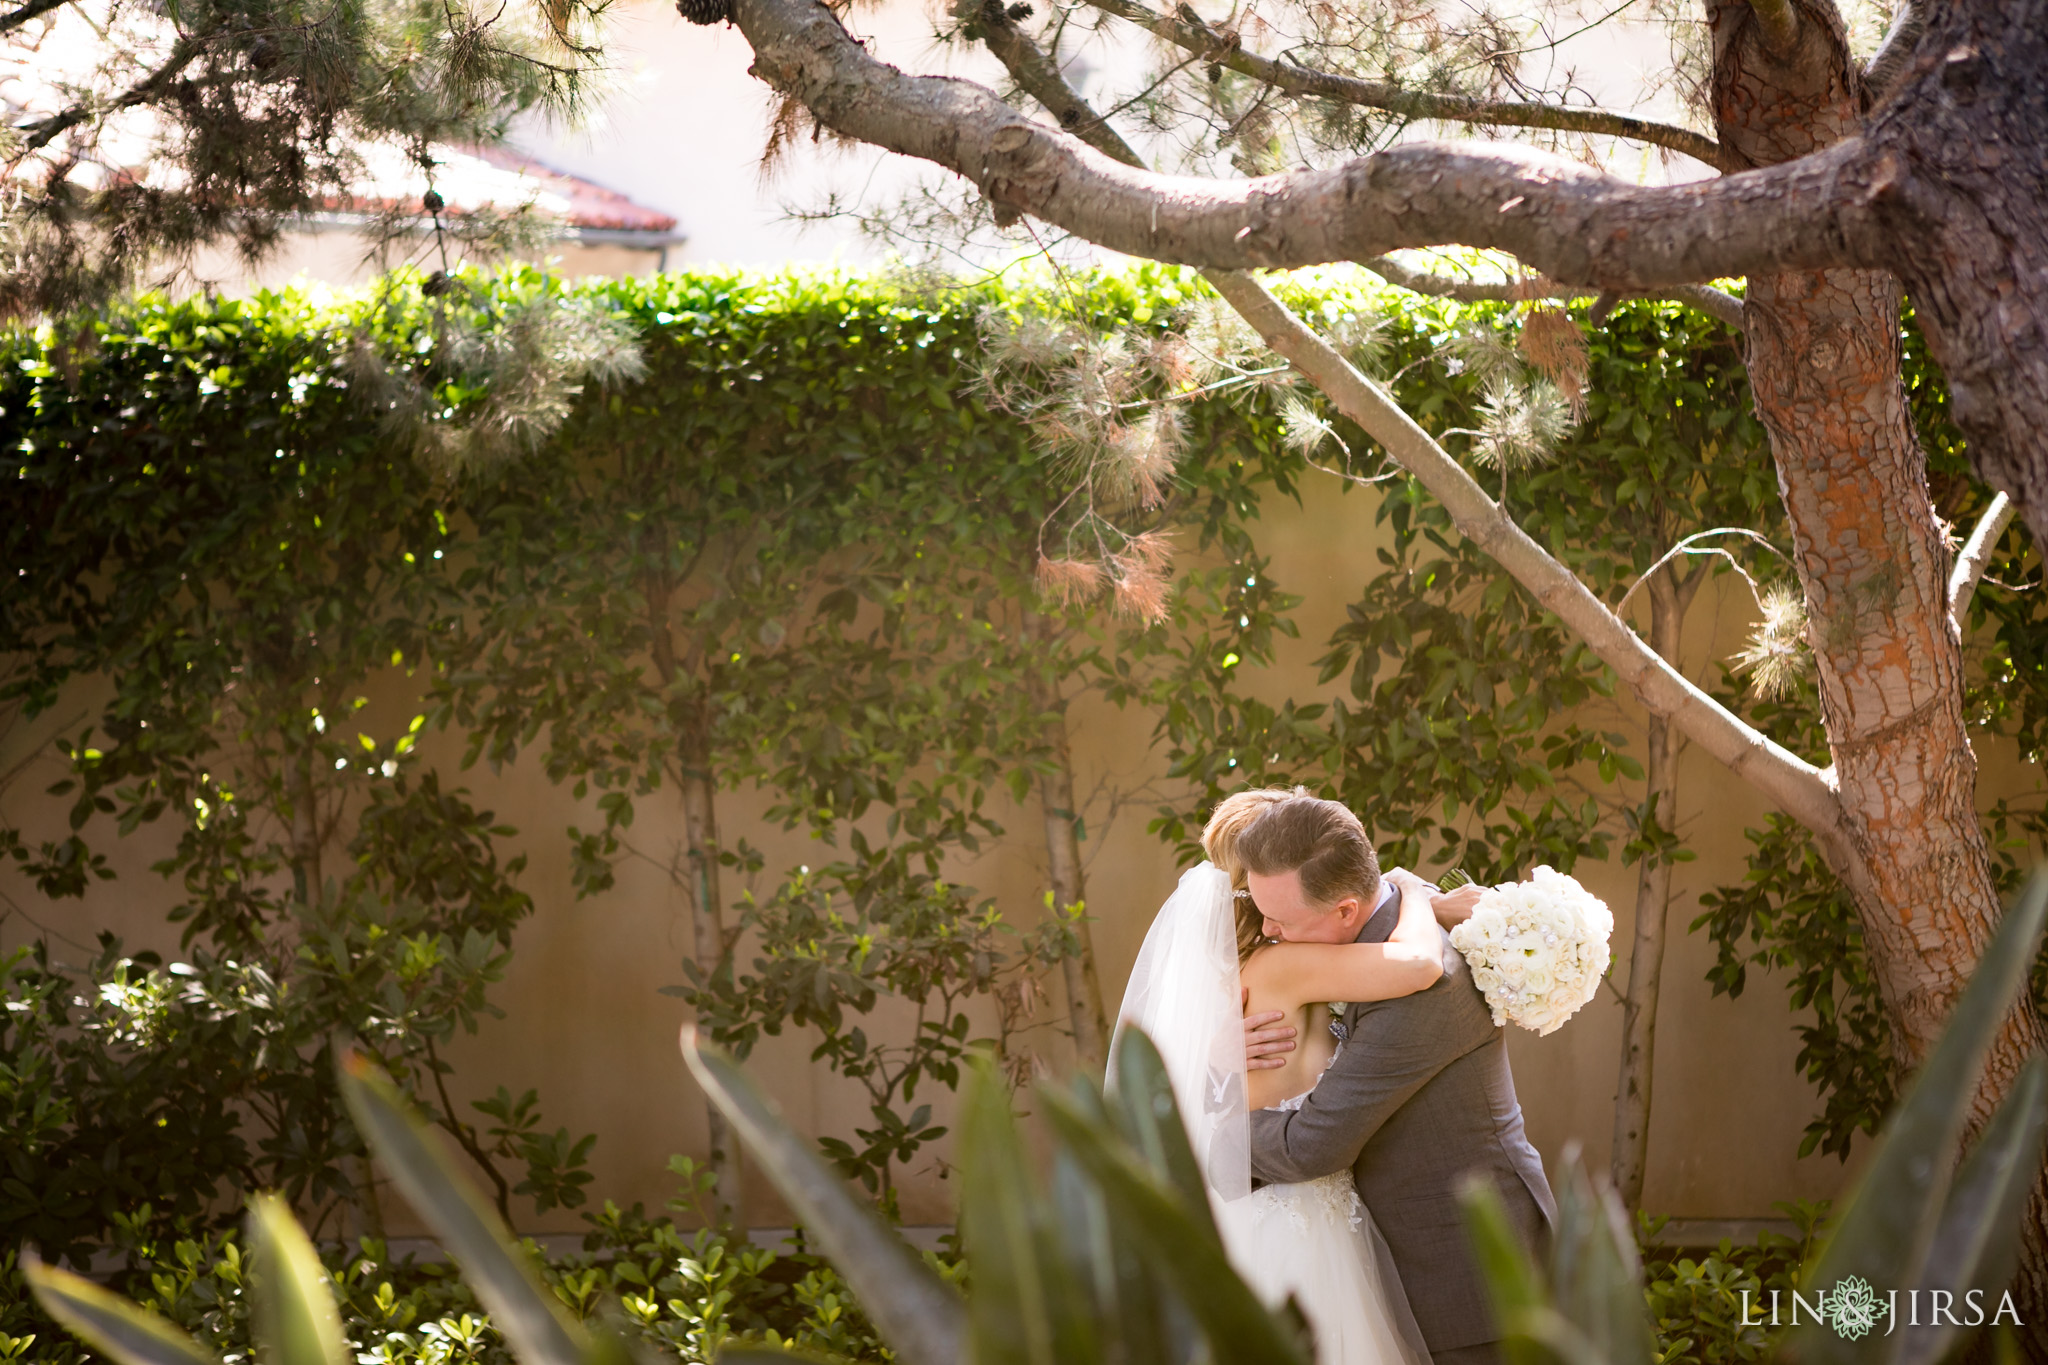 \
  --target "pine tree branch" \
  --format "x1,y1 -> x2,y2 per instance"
732,0 -> 1887,289
1360,256 -> 1746,327
0,0 -> 74,36
1746,0 -> 1803,58
966,1 -> 1849,854
1212,269 -> 1848,842
975,2 -> 1750,328
1863,0 -> 1926,103
1949,490 -> 2015,623
1075,0 -> 1737,172
17,38 -> 201,153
